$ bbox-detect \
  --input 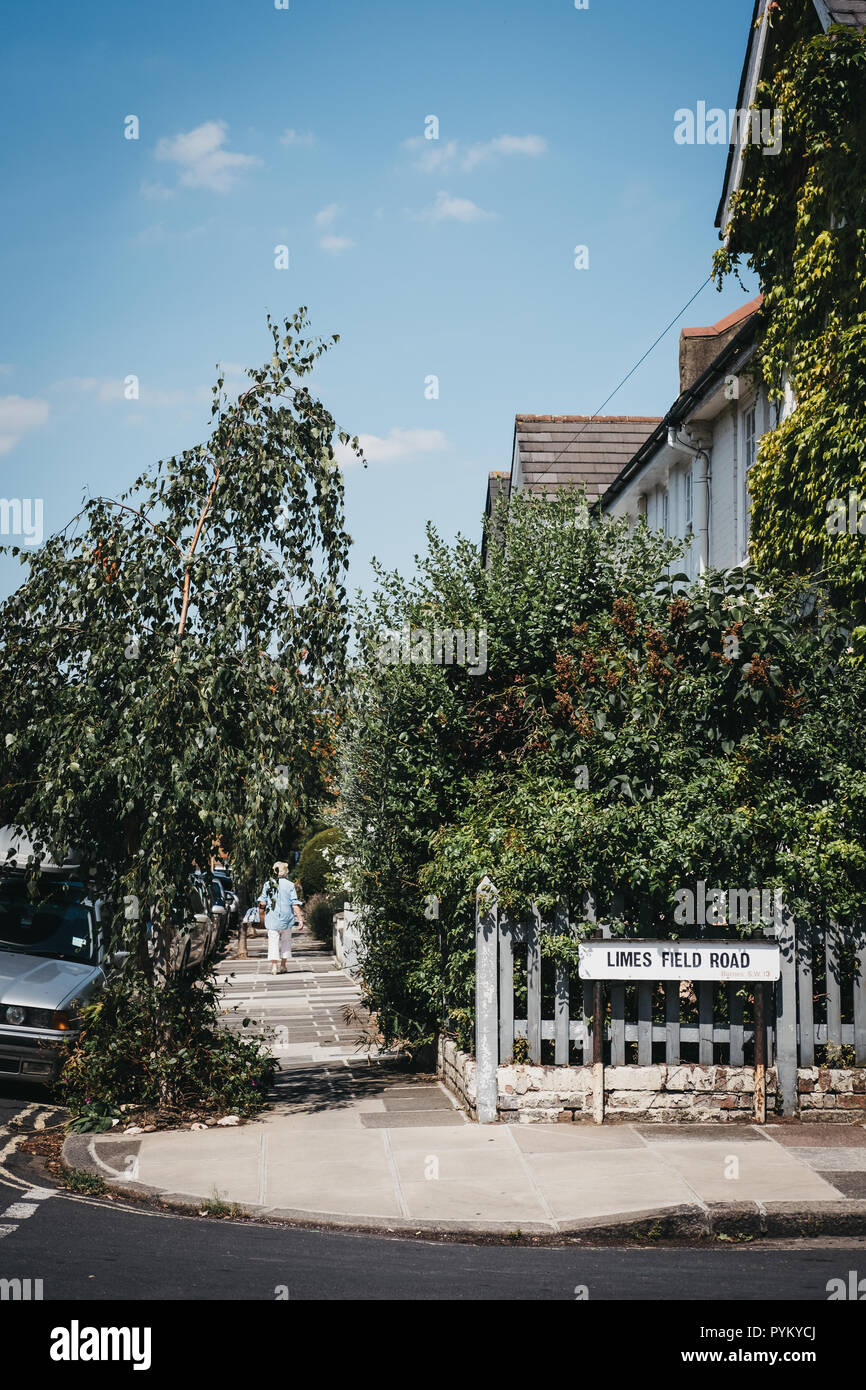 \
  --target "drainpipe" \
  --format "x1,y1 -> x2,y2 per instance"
667,427 -> 710,573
